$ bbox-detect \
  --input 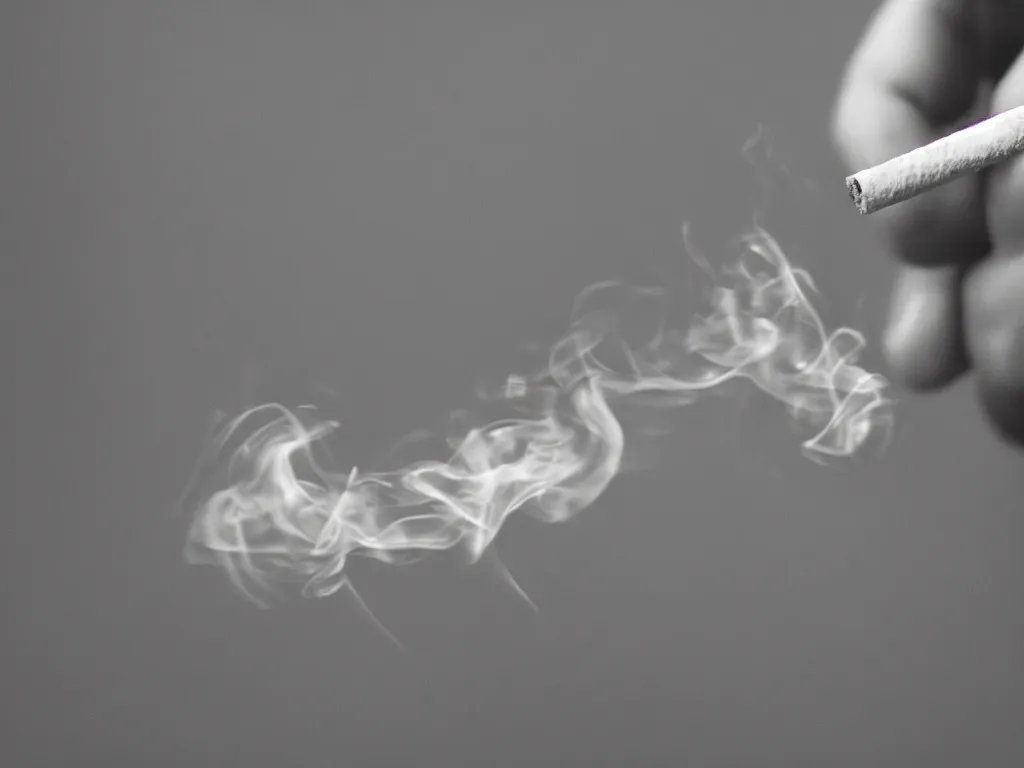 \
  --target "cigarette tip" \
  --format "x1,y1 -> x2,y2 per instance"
845,174 -> 867,214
